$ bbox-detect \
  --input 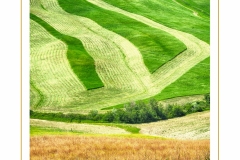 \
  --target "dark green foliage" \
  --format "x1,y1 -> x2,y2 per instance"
30,111 -> 87,123
30,97 -> 210,124
205,93 -> 210,106
171,105 -> 186,117
30,13 -> 104,89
